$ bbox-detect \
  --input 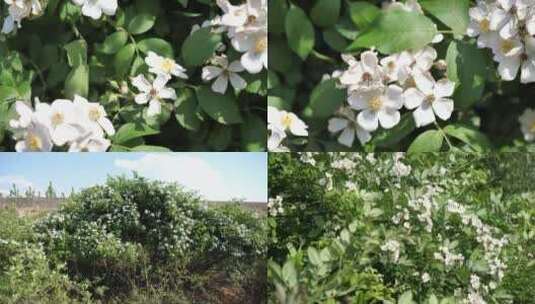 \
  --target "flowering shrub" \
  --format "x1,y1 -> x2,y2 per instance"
268,153 -> 535,303
0,0 -> 267,152
268,0 -> 535,152
28,175 -> 266,300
